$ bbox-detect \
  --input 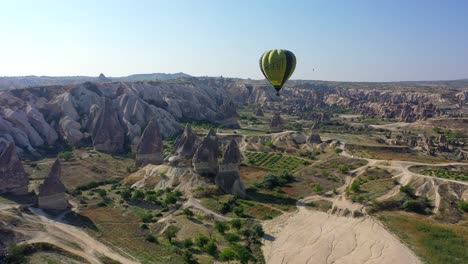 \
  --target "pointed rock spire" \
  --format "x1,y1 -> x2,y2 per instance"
0,140 -> 28,195
173,124 -> 197,159
270,112 -> 282,133
255,107 -> 264,117
38,159 -> 68,210
216,139 -> 245,197
92,98 -> 126,153
192,128 -> 219,177
136,119 -> 163,167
